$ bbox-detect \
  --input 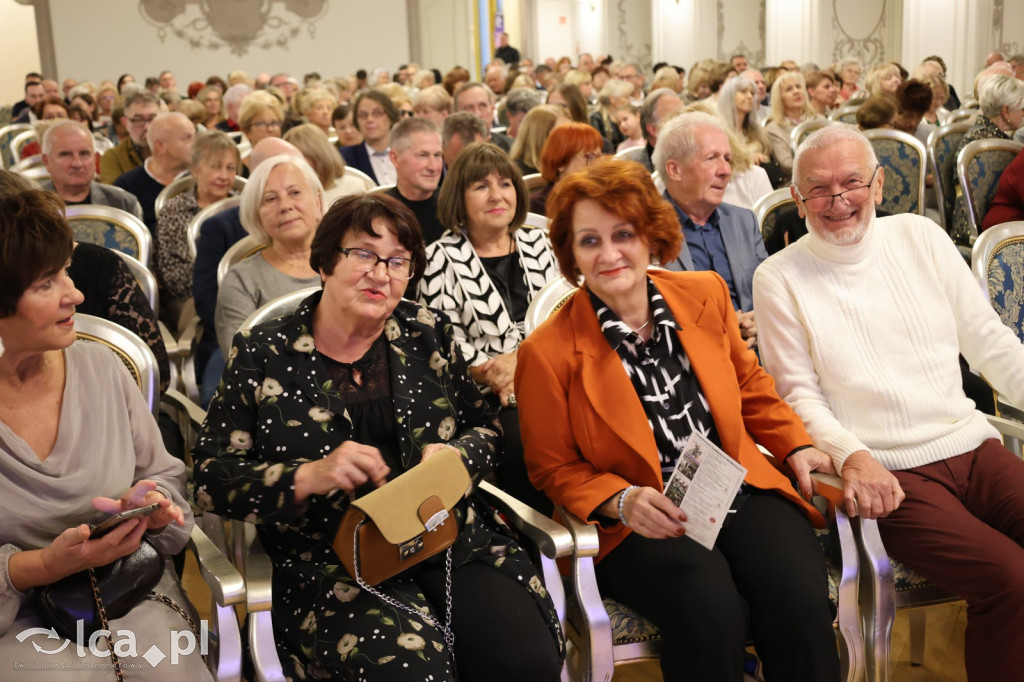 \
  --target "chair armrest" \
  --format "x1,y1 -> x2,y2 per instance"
478,480 -> 573,559
186,524 -> 246,607
158,320 -> 179,358
988,413 -> 1024,442
244,522 -> 275,613
176,314 -> 202,358
811,472 -> 846,510
161,388 -> 207,429
557,505 -> 601,559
